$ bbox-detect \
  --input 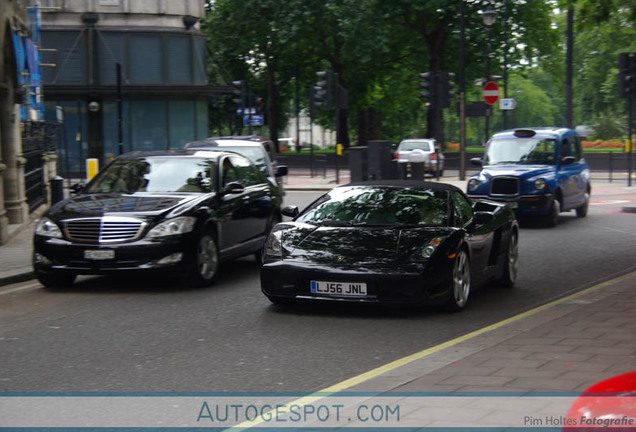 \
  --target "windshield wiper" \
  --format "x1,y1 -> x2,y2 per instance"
315,219 -> 352,227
